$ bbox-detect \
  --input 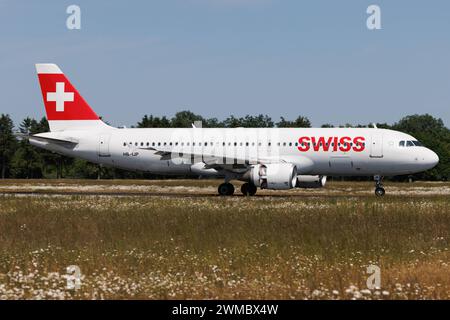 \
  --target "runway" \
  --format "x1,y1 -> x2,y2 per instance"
0,180 -> 449,199
0,190 -> 445,199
